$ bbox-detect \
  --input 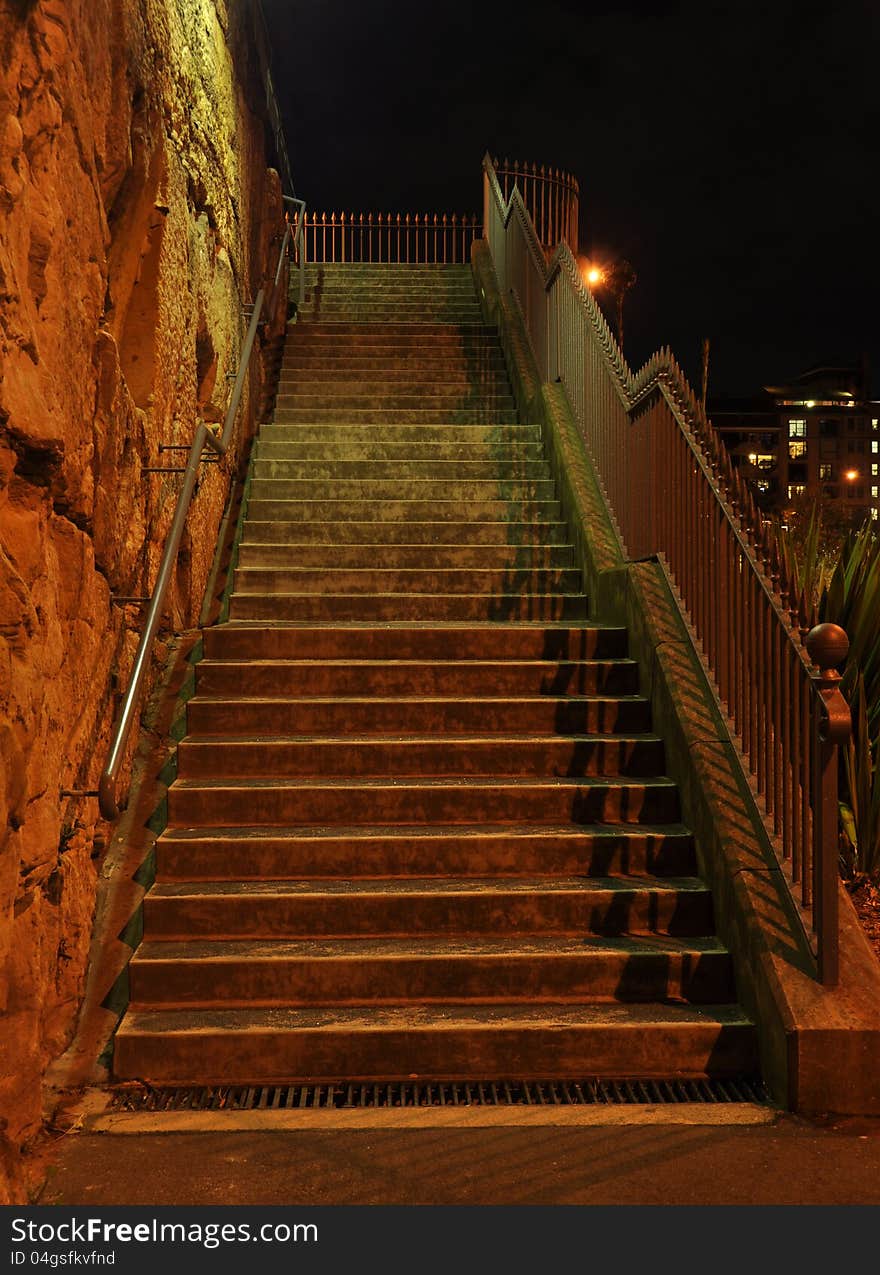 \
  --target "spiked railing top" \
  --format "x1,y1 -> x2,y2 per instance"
483,150 -> 812,660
